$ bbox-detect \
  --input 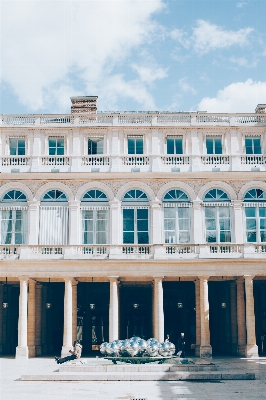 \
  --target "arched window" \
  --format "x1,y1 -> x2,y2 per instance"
81,190 -> 109,245
0,190 -> 28,245
244,188 -> 266,243
163,190 -> 191,244
203,189 -> 231,243
122,190 -> 149,244
39,189 -> 69,245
